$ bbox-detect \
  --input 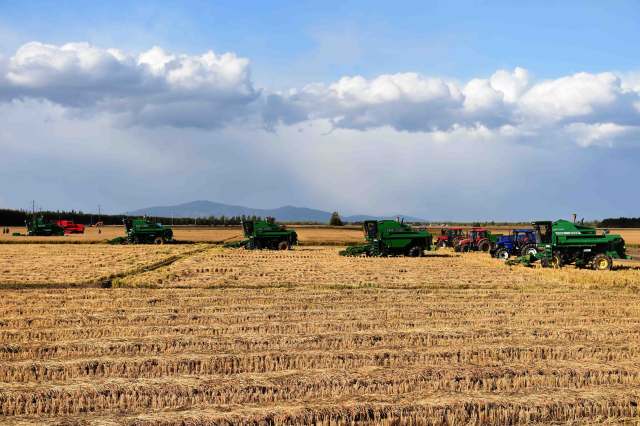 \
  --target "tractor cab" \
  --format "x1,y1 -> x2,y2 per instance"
513,229 -> 534,245
436,227 -> 465,248
455,227 -> 495,252
532,221 -> 553,244
468,228 -> 489,241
